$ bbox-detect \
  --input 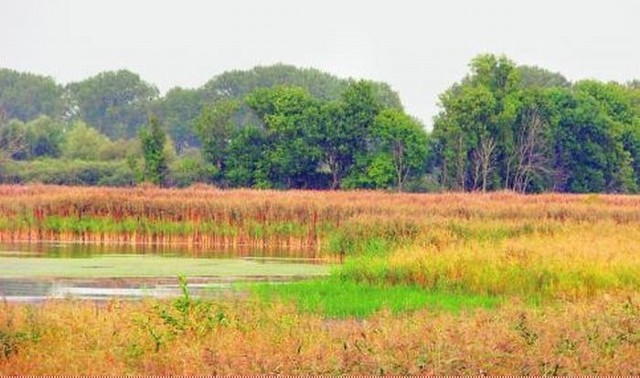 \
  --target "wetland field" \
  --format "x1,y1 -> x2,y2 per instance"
0,185 -> 639,374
